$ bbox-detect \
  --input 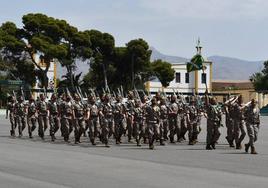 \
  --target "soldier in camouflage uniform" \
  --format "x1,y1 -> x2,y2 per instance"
48,94 -> 60,141
60,95 -> 74,142
113,95 -> 127,144
36,94 -> 49,140
159,97 -> 169,141
168,95 -> 179,143
145,97 -> 165,149
27,96 -> 37,138
72,94 -> 86,144
186,97 -> 199,145
86,95 -> 100,145
6,96 -> 16,137
244,99 -> 260,154
233,95 -> 246,149
133,99 -> 145,146
223,98 -> 236,147
99,94 -> 114,147
126,92 -> 135,142
141,95 -> 149,144
15,96 -> 27,137
205,97 -> 222,150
